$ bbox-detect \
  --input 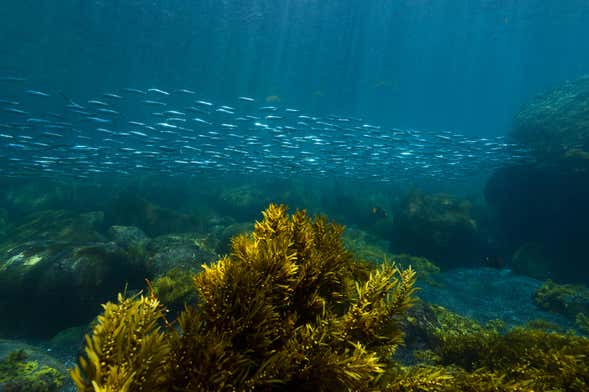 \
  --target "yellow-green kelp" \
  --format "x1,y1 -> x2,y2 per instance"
71,203 -> 416,391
